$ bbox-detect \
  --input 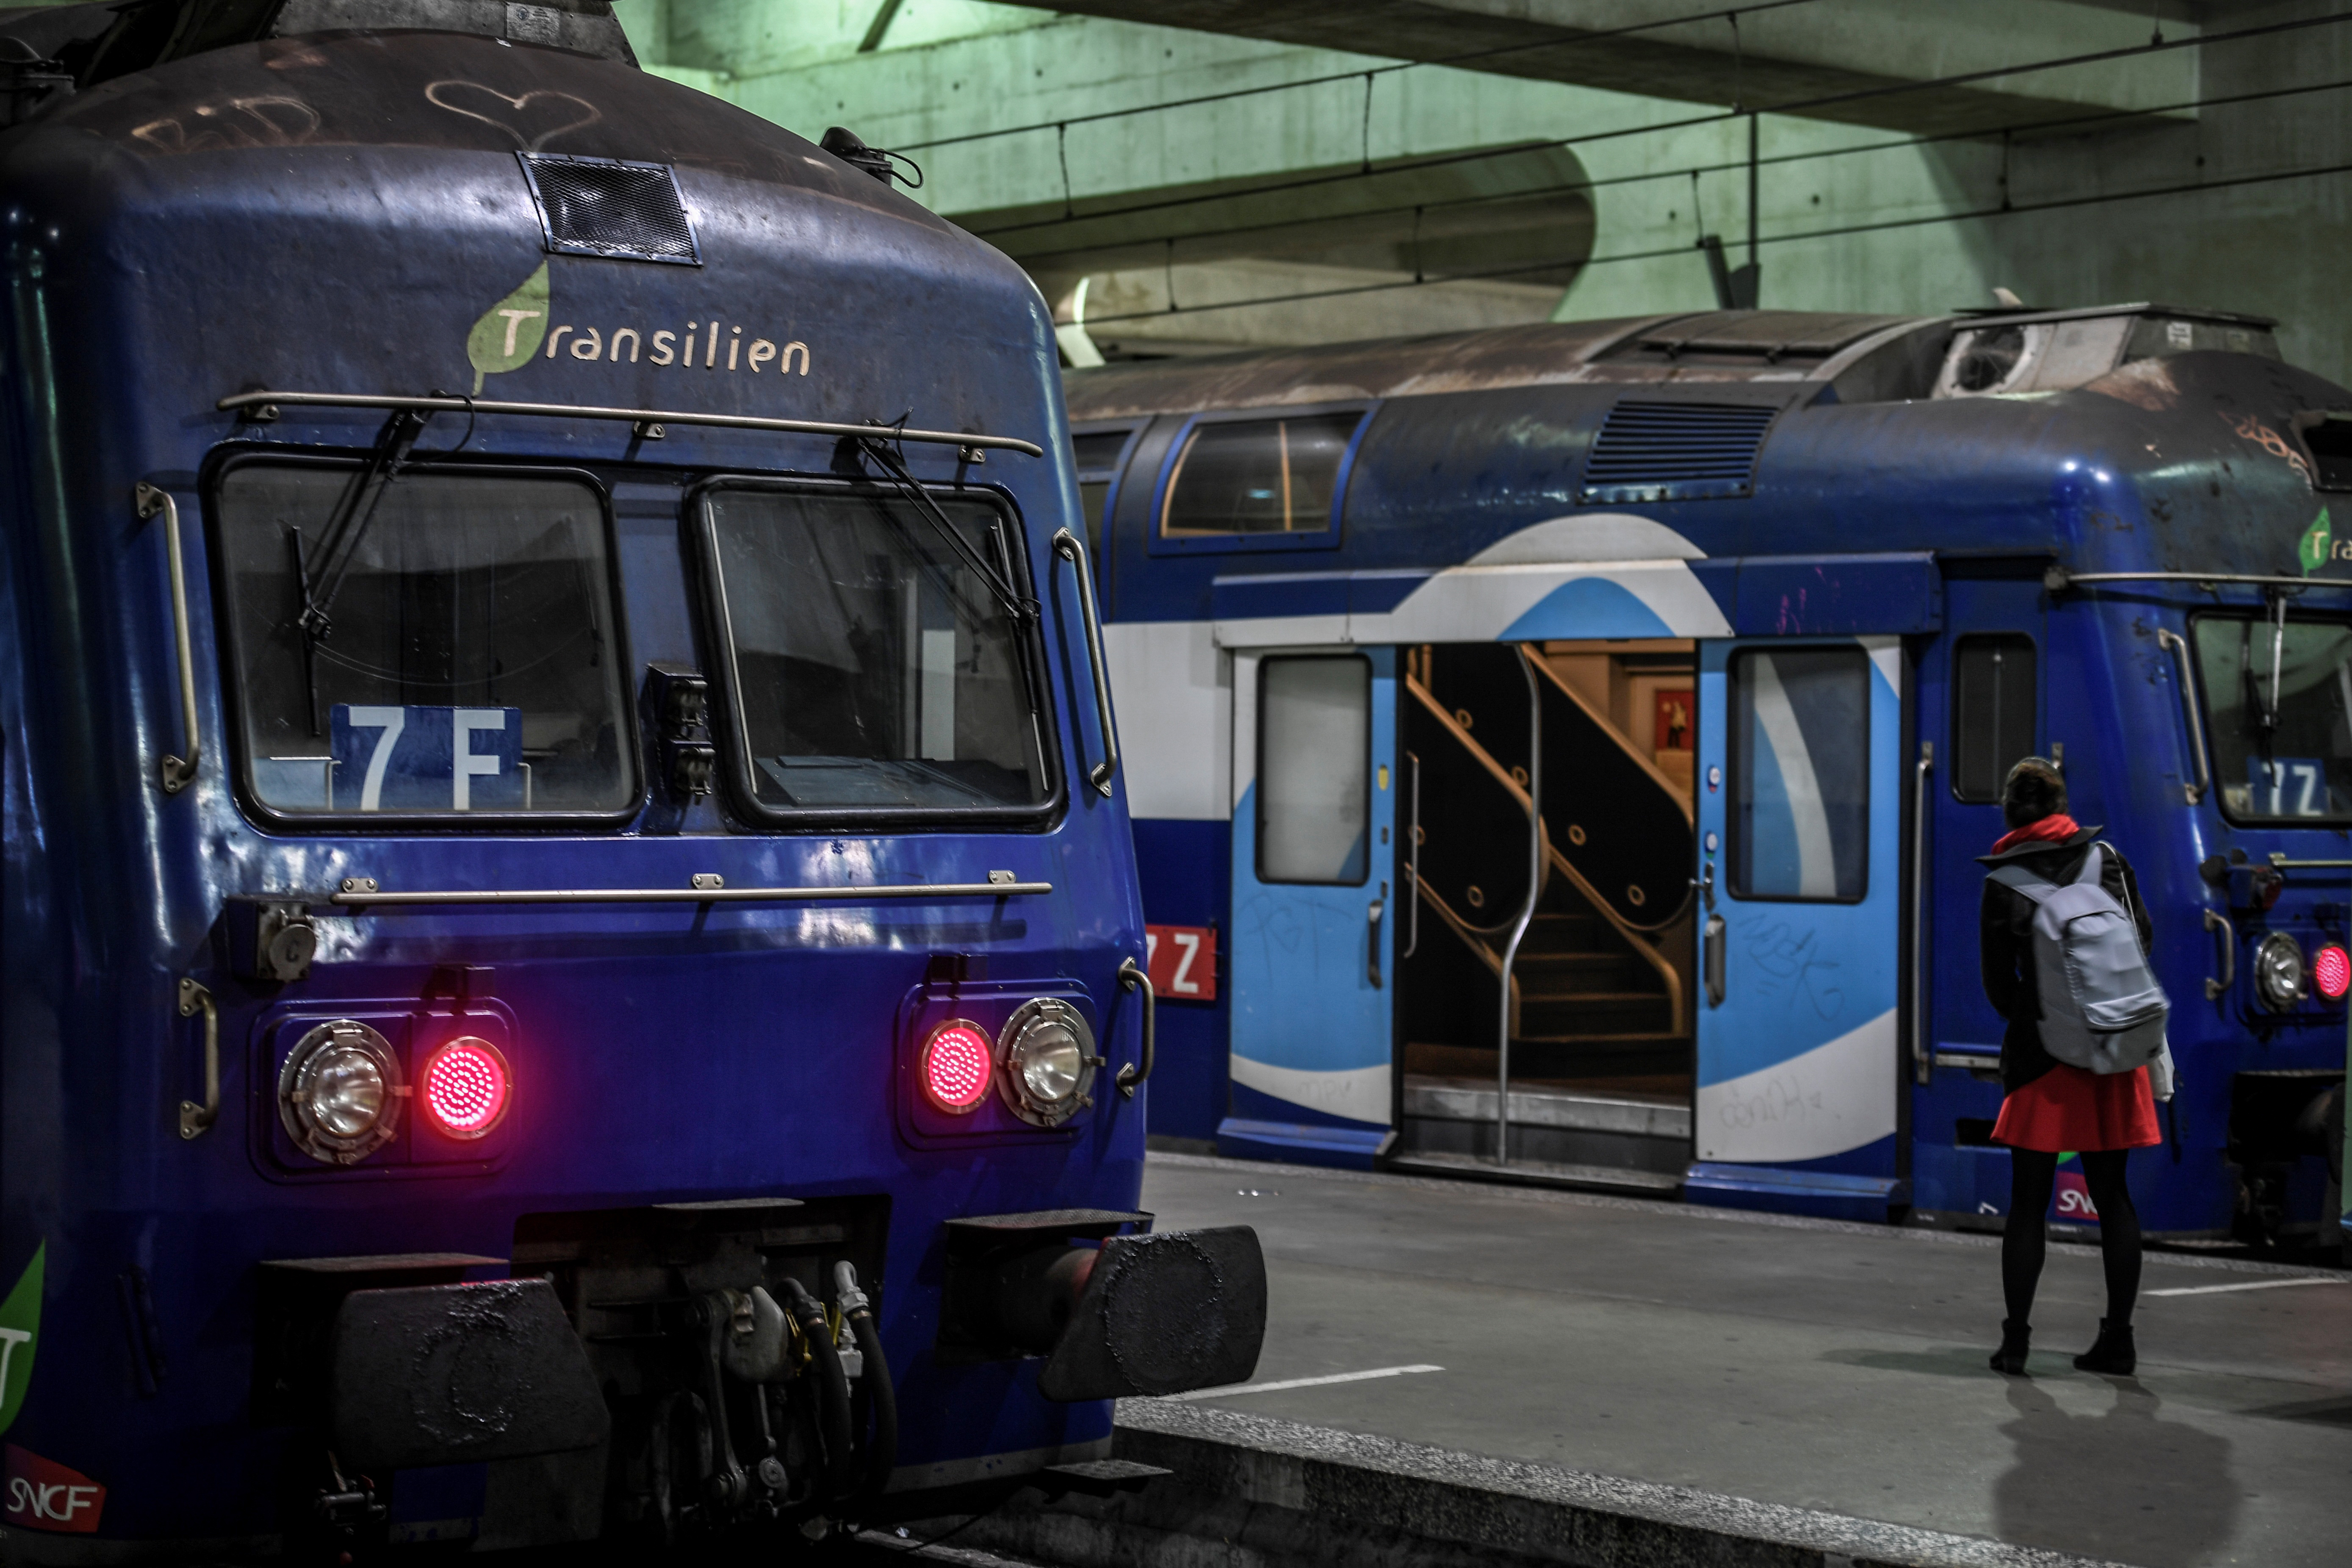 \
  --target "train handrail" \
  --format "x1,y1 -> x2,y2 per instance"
1910,741 -> 1933,1086
2154,628 -> 2212,804
1051,528 -> 1120,797
136,484 -> 201,795
215,391 -> 1046,459
325,875 -> 1051,907
2203,909 -> 2236,1000
2049,567 -> 2352,593
1115,956 -> 1155,1099
177,979 -> 218,1139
